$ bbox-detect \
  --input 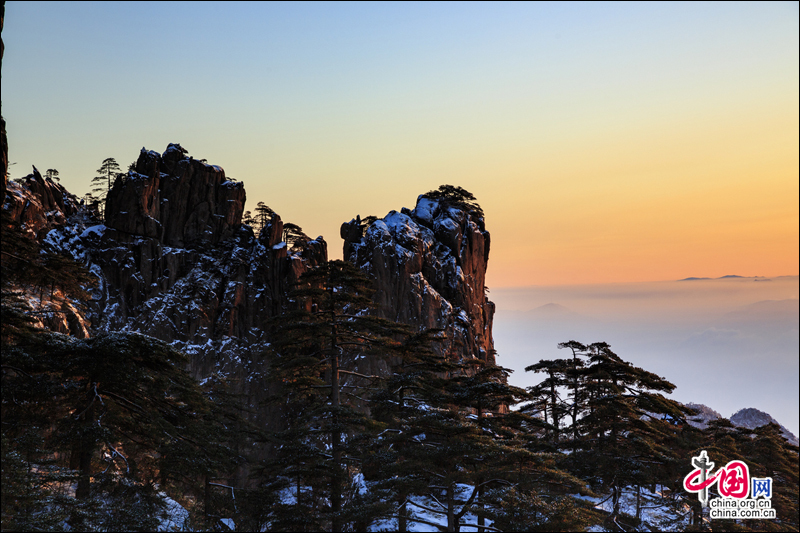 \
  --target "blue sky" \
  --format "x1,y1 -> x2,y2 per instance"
4,2 -> 797,286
